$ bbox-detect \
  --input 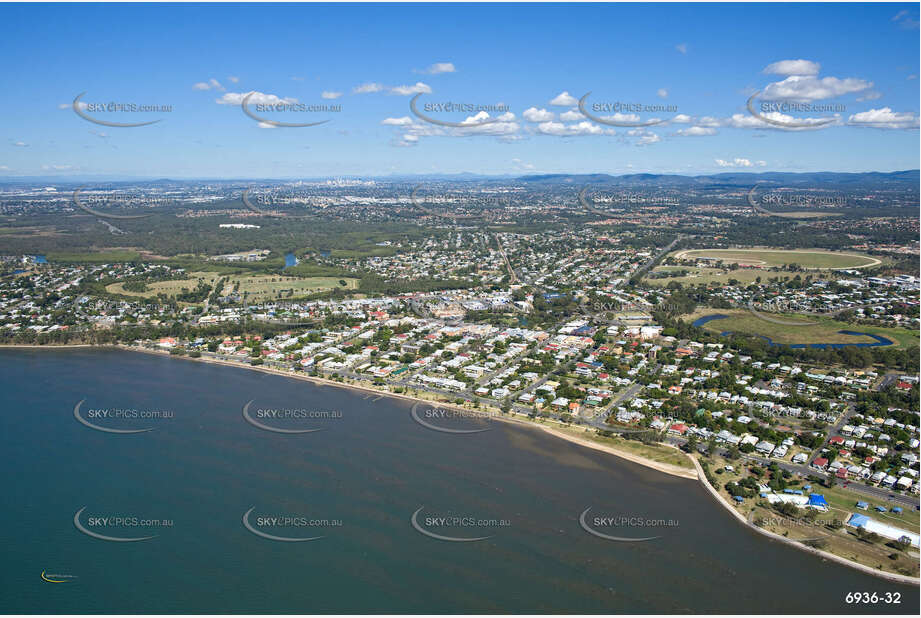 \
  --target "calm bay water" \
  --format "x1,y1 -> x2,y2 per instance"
0,349 -> 917,614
